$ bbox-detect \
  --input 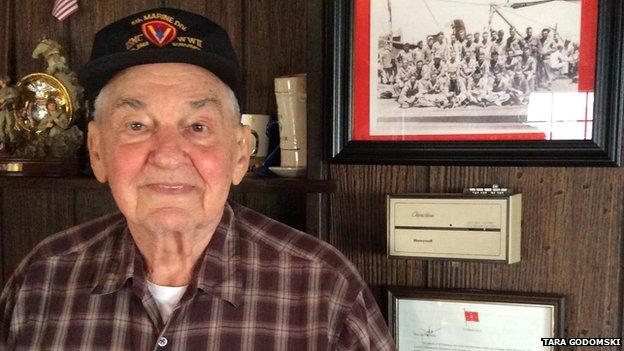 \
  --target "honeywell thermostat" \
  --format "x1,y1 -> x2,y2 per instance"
387,191 -> 521,264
